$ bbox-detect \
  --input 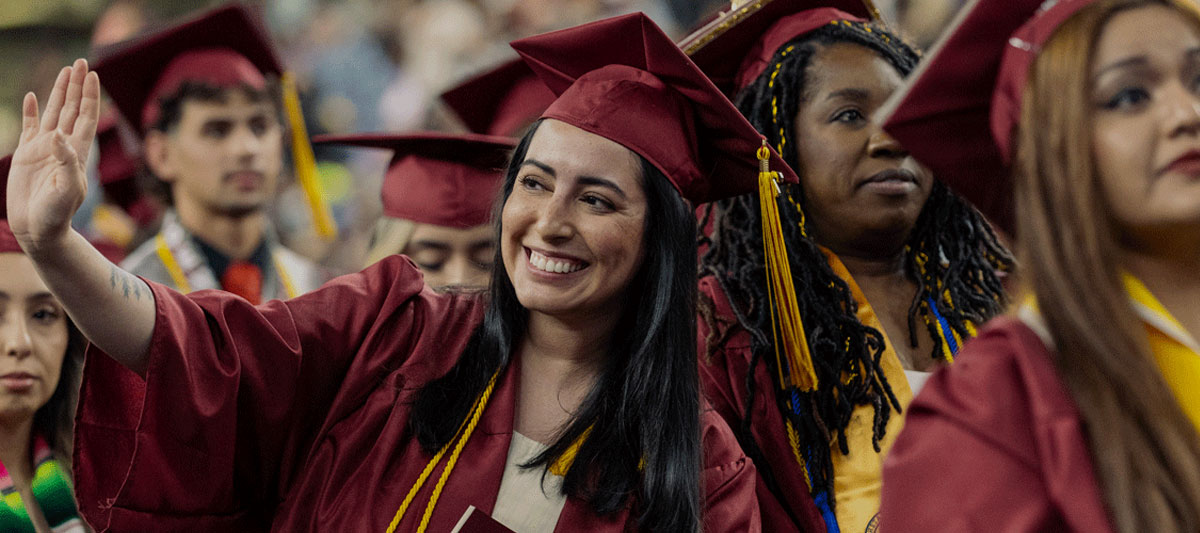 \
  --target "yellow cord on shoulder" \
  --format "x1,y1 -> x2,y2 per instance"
758,142 -> 818,392
155,235 -> 192,293
386,371 -> 500,533
272,254 -> 299,299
